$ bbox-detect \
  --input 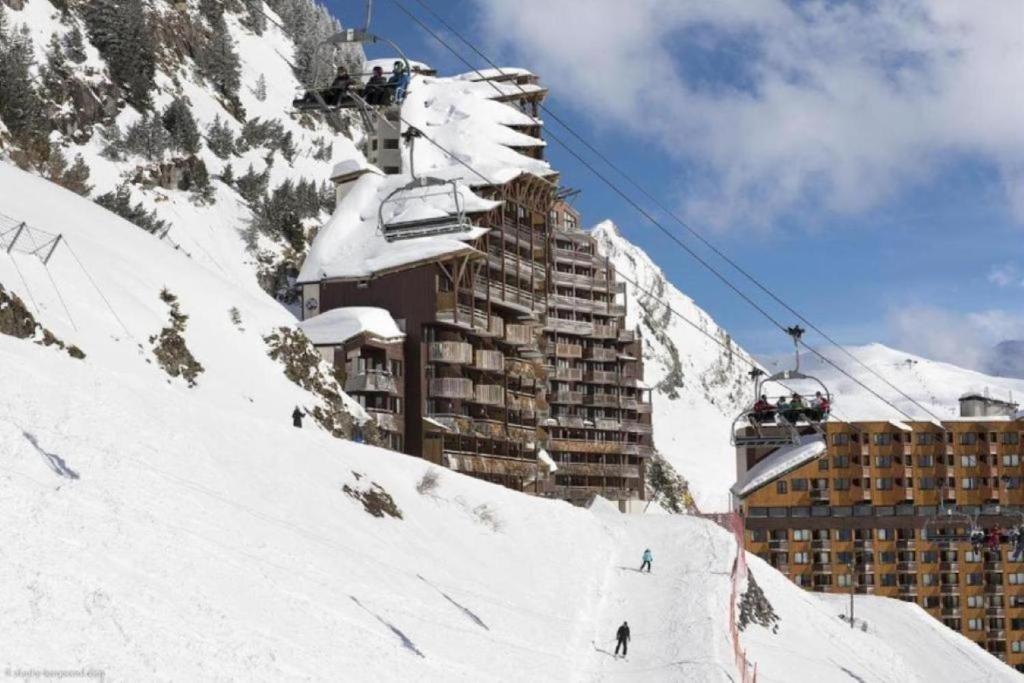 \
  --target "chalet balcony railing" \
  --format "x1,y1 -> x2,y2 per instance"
474,280 -> 544,313
474,349 -> 505,372
428,341 -> 474,364
473,384 -> 505,406
507,394 -> 536,413
592,323 -> 619,339
585,346 -> 618,362
344,370 -> 398,394
555,342 -> 583,358
584,370 -> 618,384
618,329 -> 636,343
621,420 -> 653,434
620,397 -> 638,410
595,418 -> 622,431
636,401 -> 652,414
368,409 -> 402,432
554,366 -> 583,381
551,391 -> 583,405
550,294 -> 598,311
553,247 -> 594,265
486,249 -> 544,277
609,303 -> 626,316
505,324 -> 535,346
547,438 -> 649,456
584,393 -> 620,407
548,318 -> 594,336
437,302 -> 504,337
555,462 -> 641,478
429,377 -> 474,399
